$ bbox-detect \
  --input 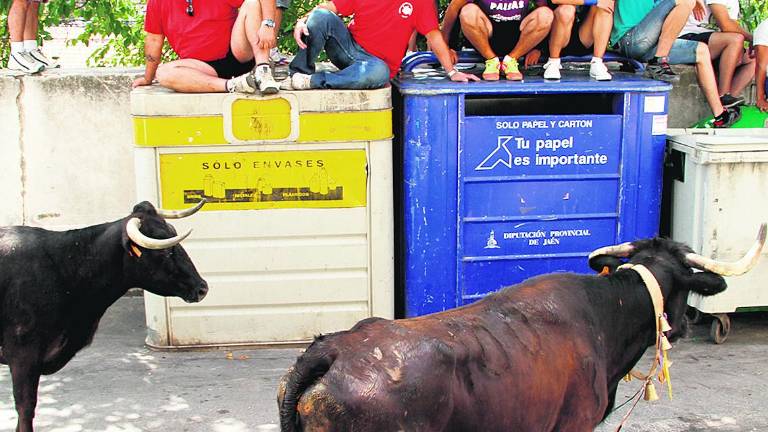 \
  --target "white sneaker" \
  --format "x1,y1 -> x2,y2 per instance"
279,78 -> 294,90
27,48 -> 59,69
290,73 -> 312,90
255,64 -> 279,95
7,51 -> 44,74
590,61 -> 612,81
543,60 -> 561,80
227,71 -> 258,93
